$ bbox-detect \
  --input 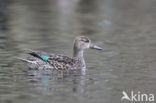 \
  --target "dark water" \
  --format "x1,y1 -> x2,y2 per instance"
0,0 -> 156,103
